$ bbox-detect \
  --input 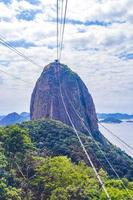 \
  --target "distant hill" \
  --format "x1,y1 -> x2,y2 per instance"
126,120 -> 133,123
0,112 -> 30,126
0,115 -> 5,121
20,112 -> 30,120
1,112 -> 132,126
97,113 -> 133,120
100,117 -> 122,123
